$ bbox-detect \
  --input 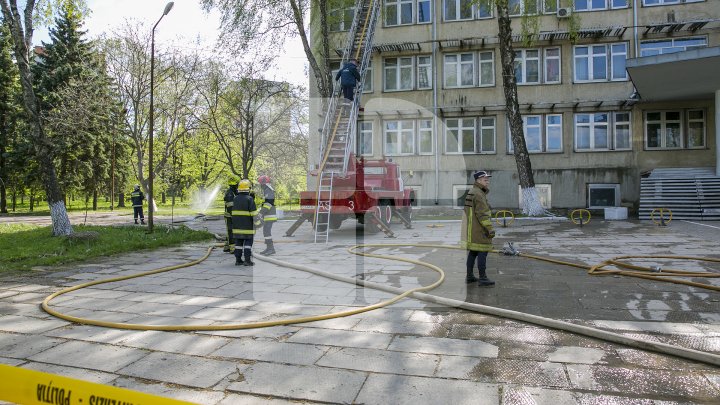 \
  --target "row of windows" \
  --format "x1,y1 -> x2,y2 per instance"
330,0 -> 705,30
356,109 -> 706,156
449,183 -> 620,210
